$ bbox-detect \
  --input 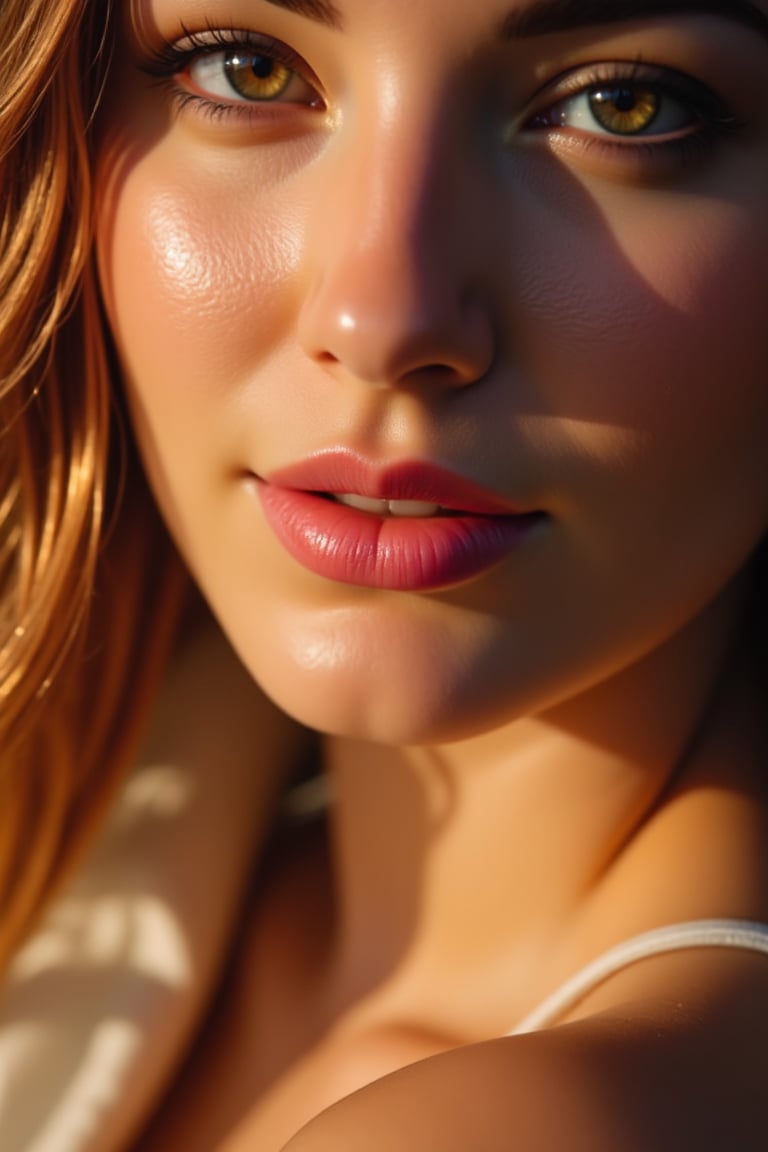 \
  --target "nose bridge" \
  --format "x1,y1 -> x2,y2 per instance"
298,98 -> 494,388
347,115 -> 449,294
